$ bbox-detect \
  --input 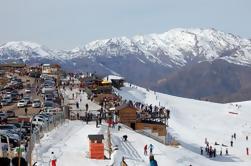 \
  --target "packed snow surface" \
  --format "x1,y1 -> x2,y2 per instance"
34,84 -> 251,166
